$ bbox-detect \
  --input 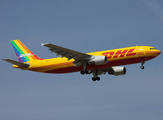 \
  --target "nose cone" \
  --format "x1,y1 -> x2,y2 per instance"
145,50 -> 161,56
155,50 -> 161,56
